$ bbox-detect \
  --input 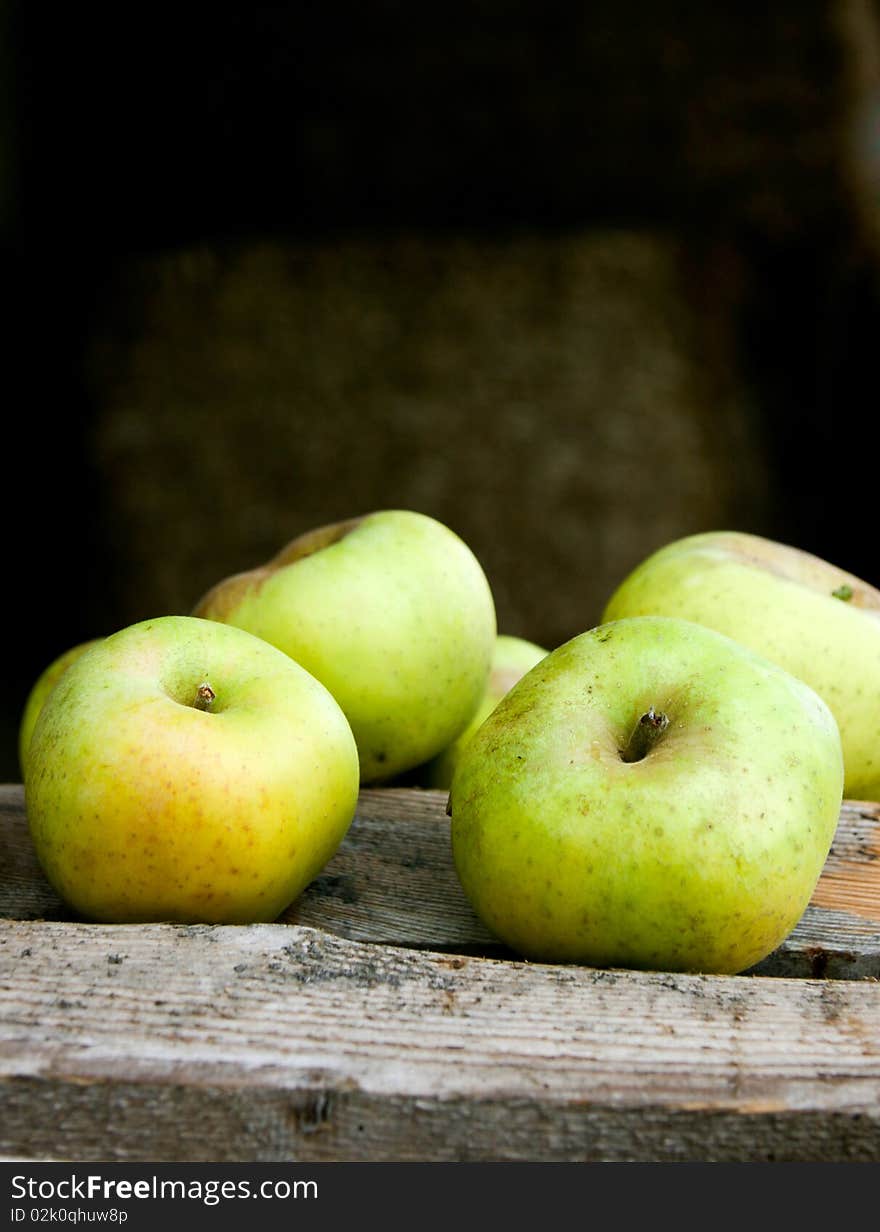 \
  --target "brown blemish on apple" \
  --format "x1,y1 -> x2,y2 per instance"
192,566 -> 272,621
271,516 -> 365,567
191,517 -> 365,620
710,532 -> 880,612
